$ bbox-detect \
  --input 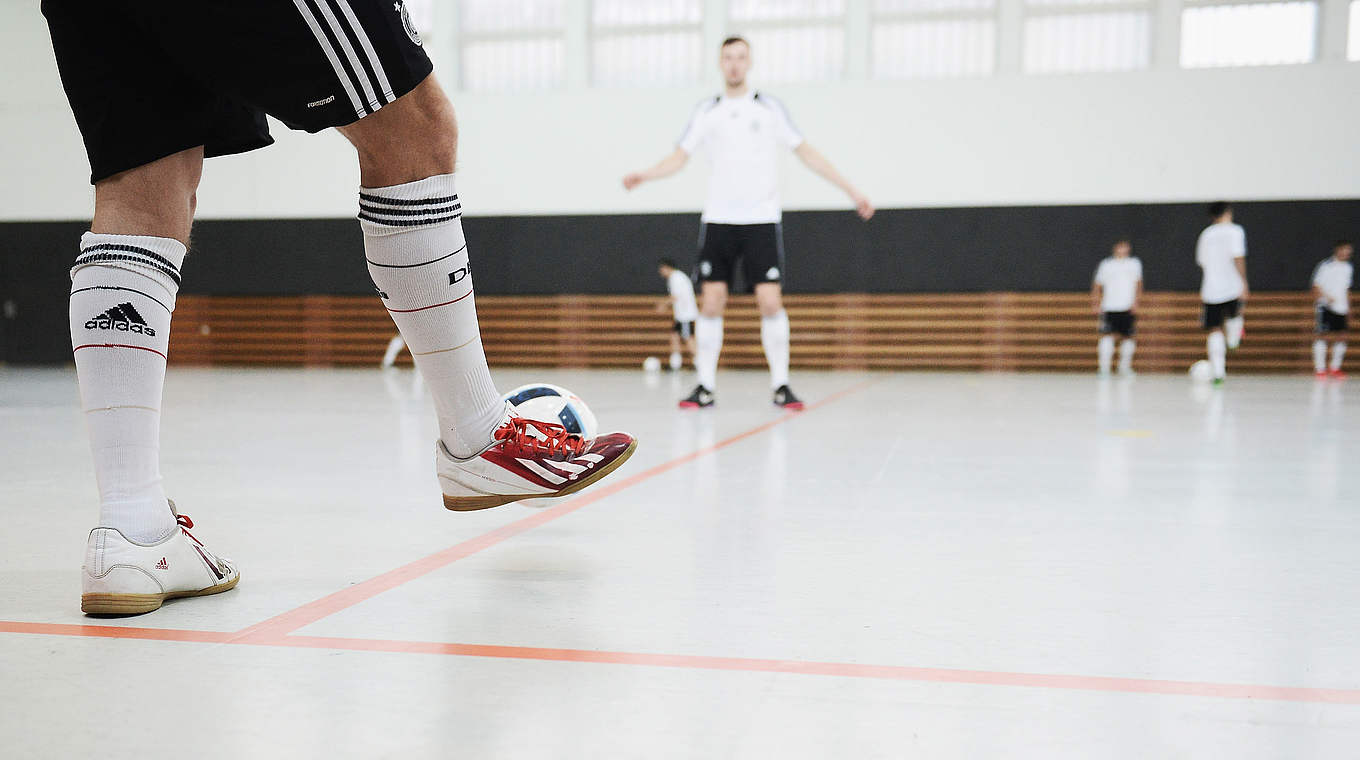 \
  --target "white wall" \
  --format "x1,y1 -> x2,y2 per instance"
2,1 -> 1357,222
